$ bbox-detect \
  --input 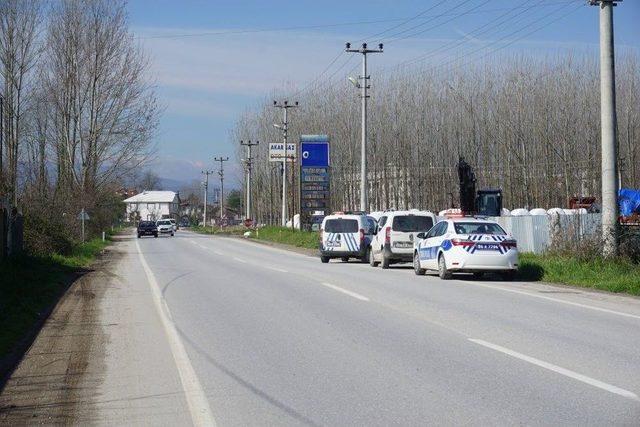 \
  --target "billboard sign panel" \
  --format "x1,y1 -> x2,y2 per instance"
269,142 -> 297,162
299,135 -> 330,230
